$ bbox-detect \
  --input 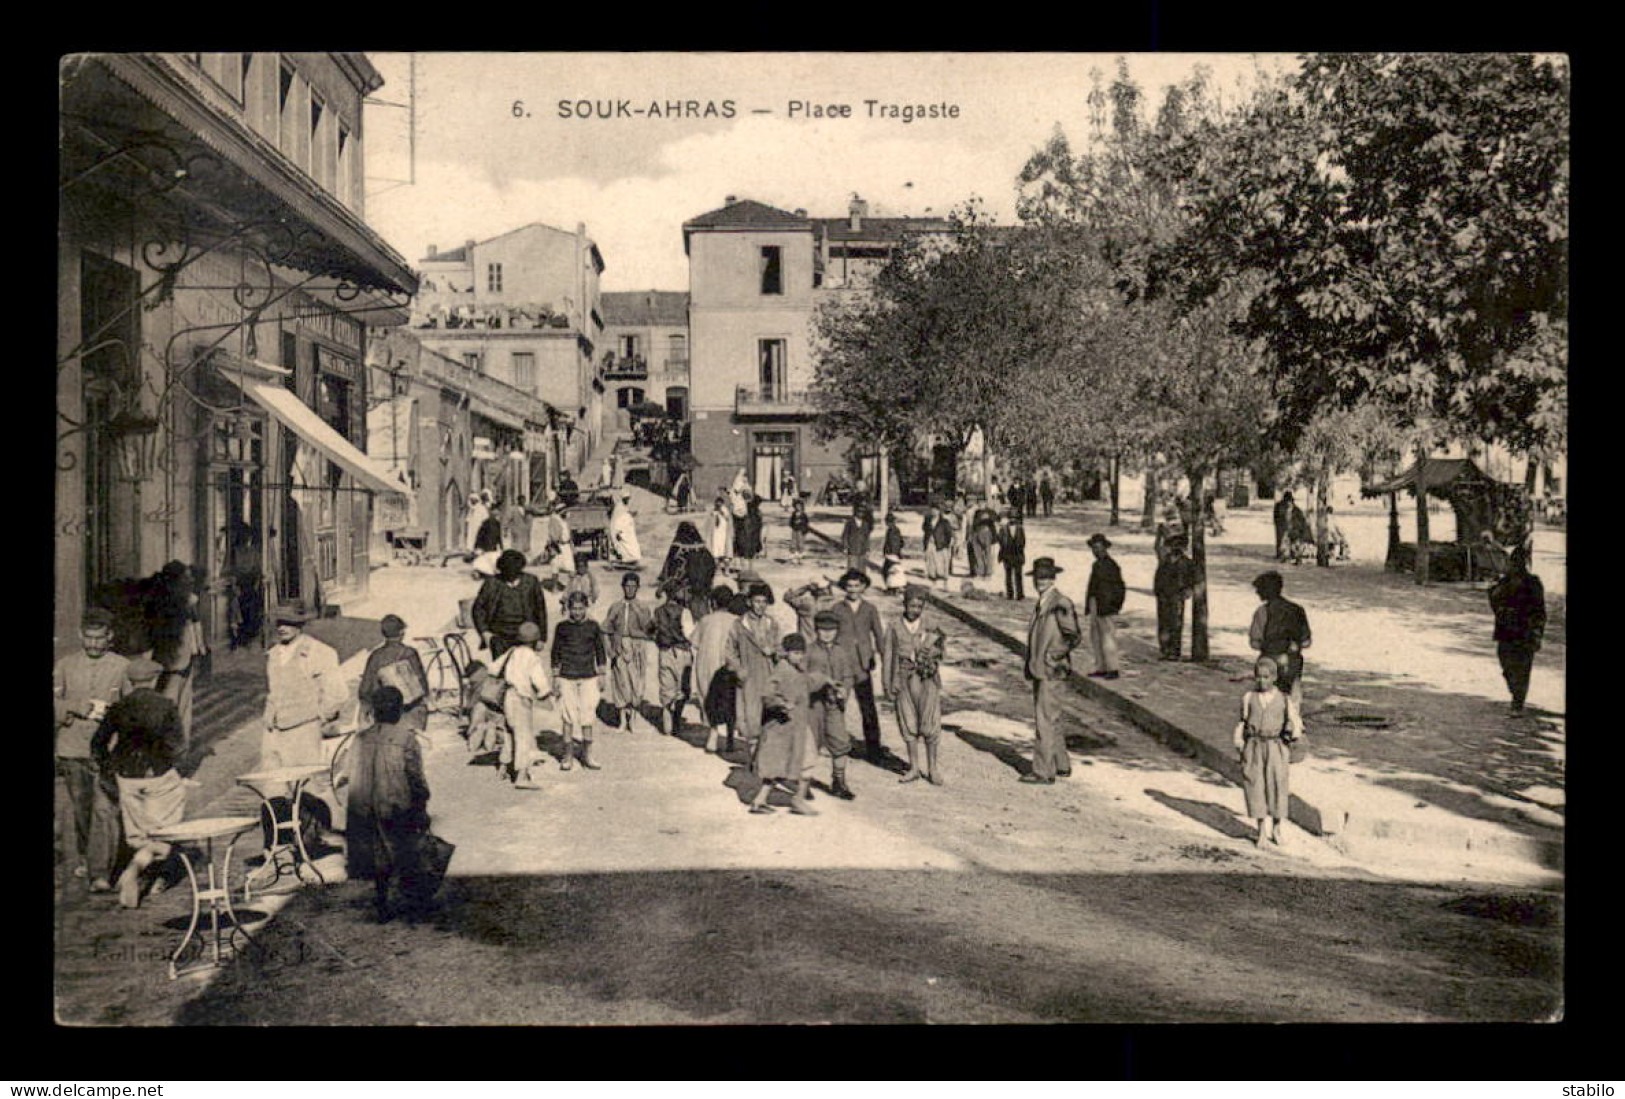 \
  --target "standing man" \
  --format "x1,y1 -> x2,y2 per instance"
1022,557 -> 1081,785
465,491 -> 490,554
1273,491 -> 1295,562
54,607 -> 132,892
1488,546 -> 1546,717
1038,474 -> 1056,518
998,510 -> 1027,600
1084,534 -> 1125,680
651,583 -> 696,735
806,610 -> 860,800
472,549 -> 550,660
604,572 -> 656,731
841,501 -> 872,574
1153,532 -> 1198,661
92,657 -> 187,908
358,615 -> 430,734
263,606 -> 343,772
885,585 -> 948,786
833,569 -> 888,765
1024,478 -> 1039,518
1248,571 -> 1313,705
